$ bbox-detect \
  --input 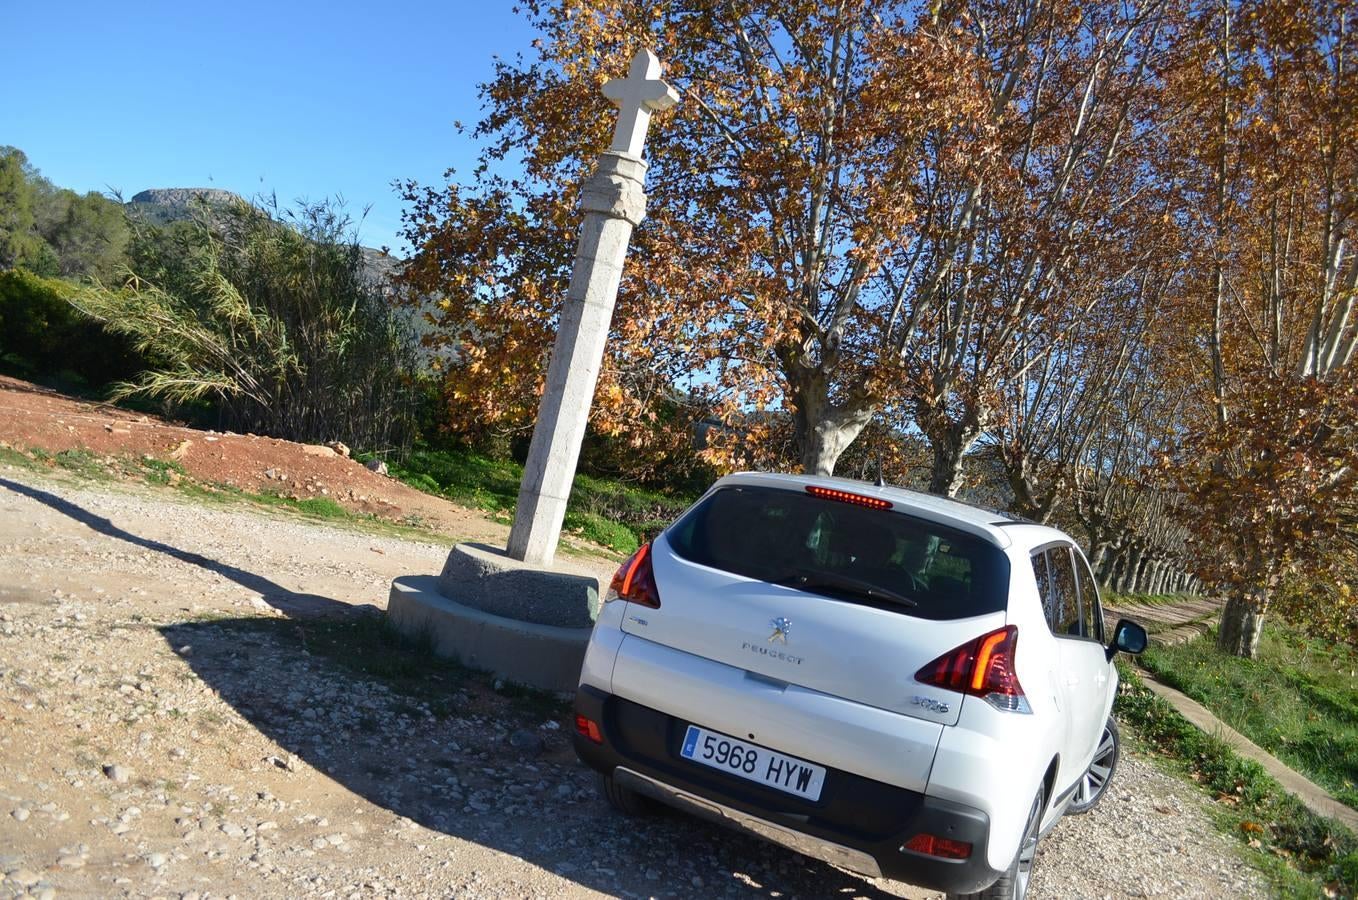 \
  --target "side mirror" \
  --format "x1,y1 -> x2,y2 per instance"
1107,618 -> 1148,660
